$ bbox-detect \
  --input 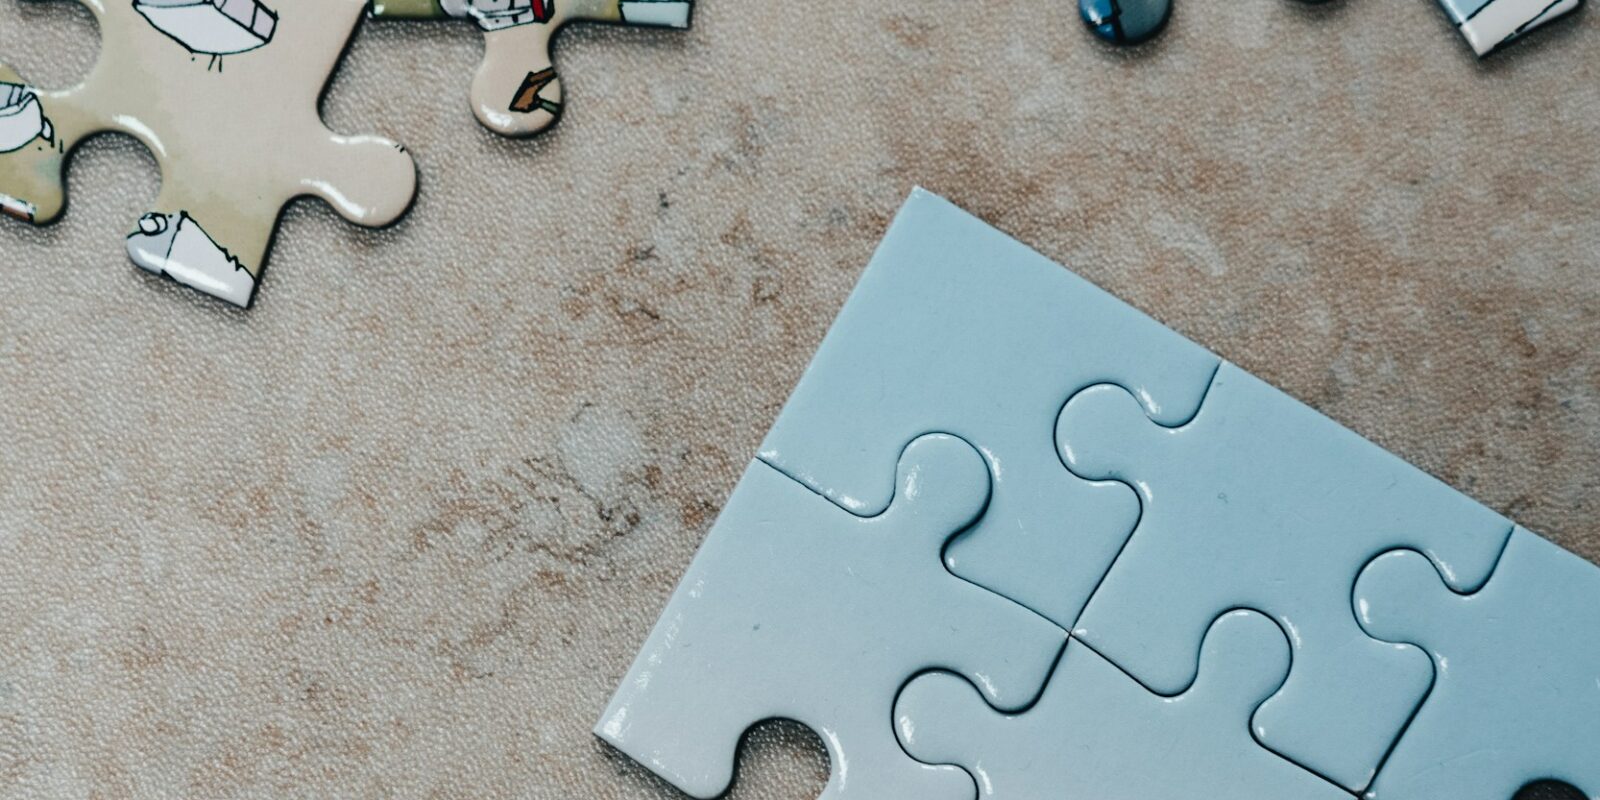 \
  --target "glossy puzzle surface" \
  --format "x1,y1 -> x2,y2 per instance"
369,0 -> 692,137
600,190 -> 1600,800
0,0 -> 417,307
